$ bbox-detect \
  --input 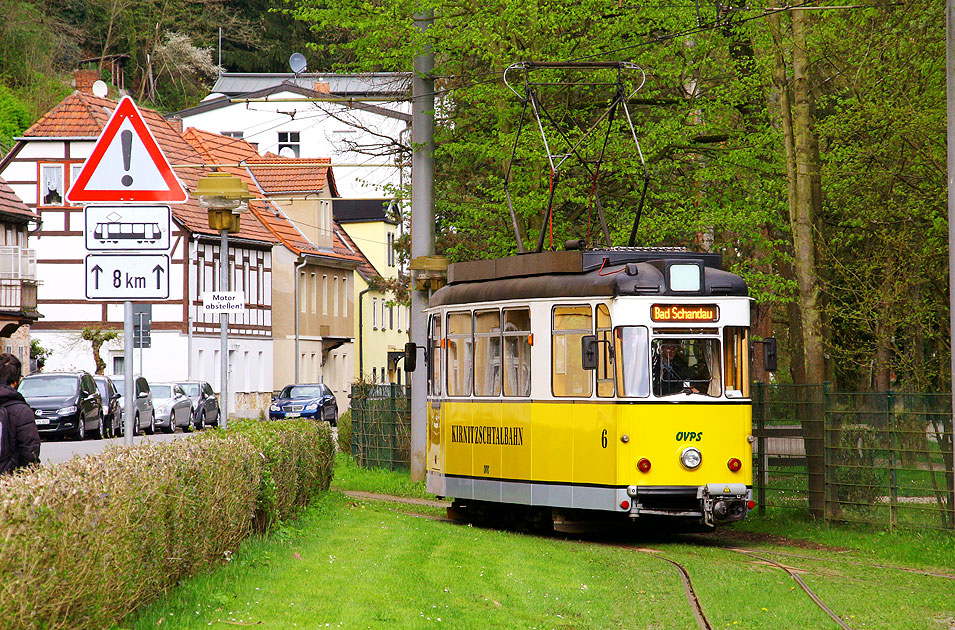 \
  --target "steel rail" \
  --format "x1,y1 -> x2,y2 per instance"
727,548 -> 854,630
623,546 -> 713,630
